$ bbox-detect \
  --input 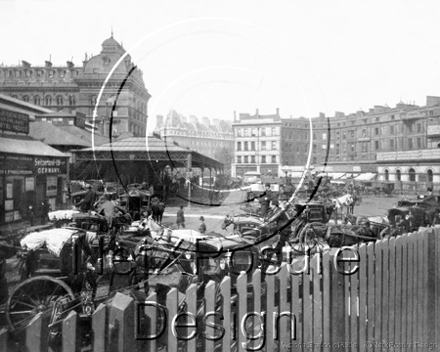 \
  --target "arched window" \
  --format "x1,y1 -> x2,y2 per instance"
409,168 -> 416,182
56,96 -> 63,105
384,169 -> 389,181
396,169 -> 401,181
23,95 -> 29,103
90,95 -> 97,106
69,95 -> 76,106
427,169 -> 433,183
45,96 -> 52,105
34,95 -> 41,106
